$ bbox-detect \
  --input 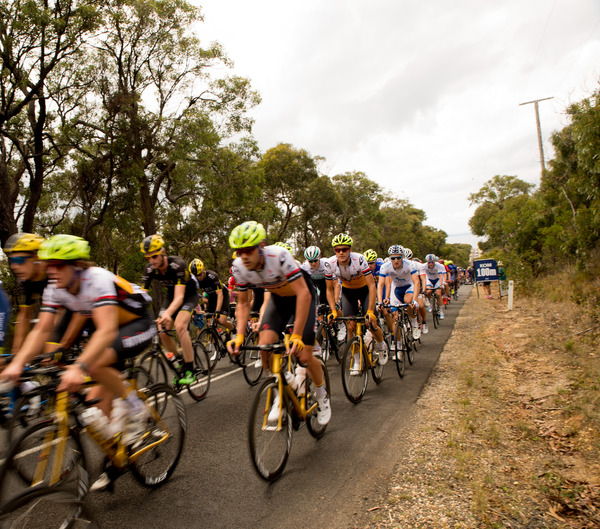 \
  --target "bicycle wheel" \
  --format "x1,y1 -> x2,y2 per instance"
432,297 -> 440,329
0,487 -> 96,529
370,340 -> 384,384
341,336 -> 368,404
393,325 -> 406,378
138,349 -> 169,387
315,323 -> 329,362
306,357 -> 331,439
248,378 -> 292,482
241,332 -> 263,386
334,321 -> 347,363
186,343 -> 211,401
403,319 -> 415,365
198,329 -> 219,371
7,391 -> 53,445
131,384 -> 186,488
0,418 -> 88,508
